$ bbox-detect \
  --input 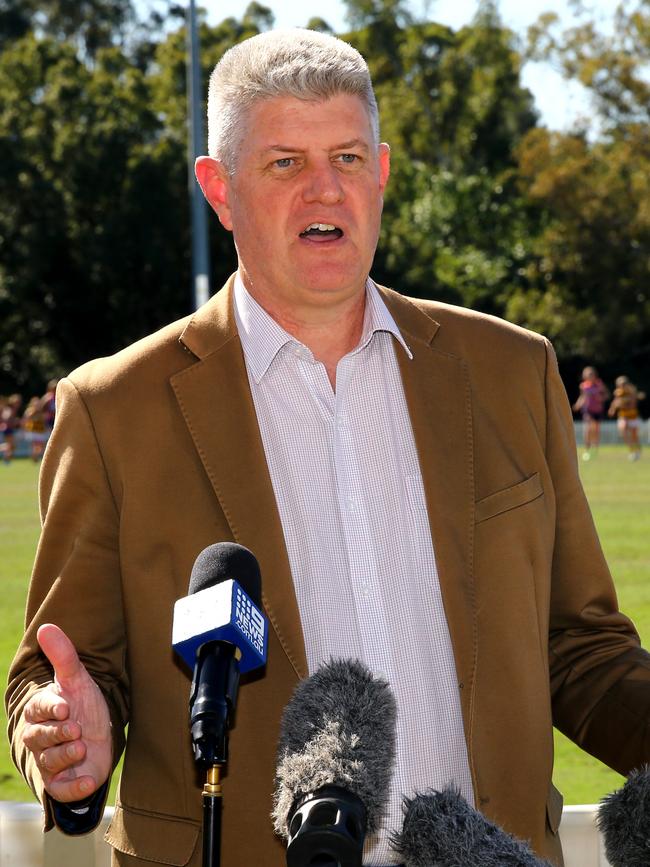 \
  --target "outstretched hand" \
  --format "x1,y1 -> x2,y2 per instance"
22,623 -> 113,803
